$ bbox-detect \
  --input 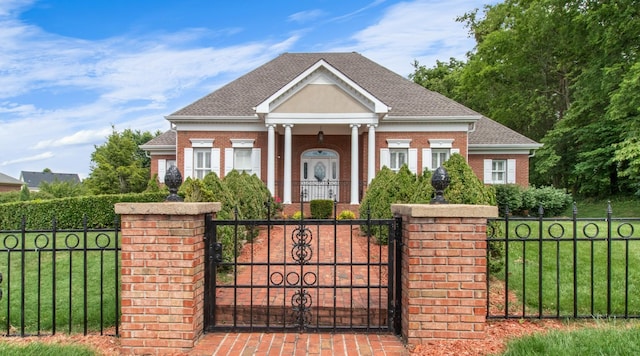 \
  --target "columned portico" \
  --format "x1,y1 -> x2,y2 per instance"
350,124 -> 360,204
283,124 -> 293,204
267,124 -> 276,196
367,124 -> 376,184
